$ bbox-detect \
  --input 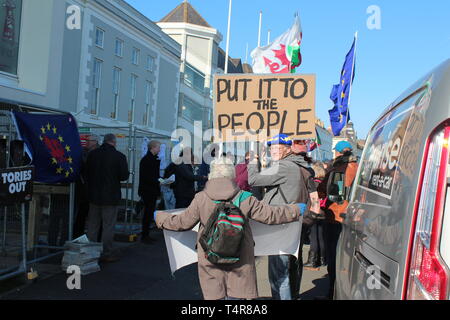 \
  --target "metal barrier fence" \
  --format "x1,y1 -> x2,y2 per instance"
0,101 -> 173,282
77,124 -> 171,236
0,103 -> 76,281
